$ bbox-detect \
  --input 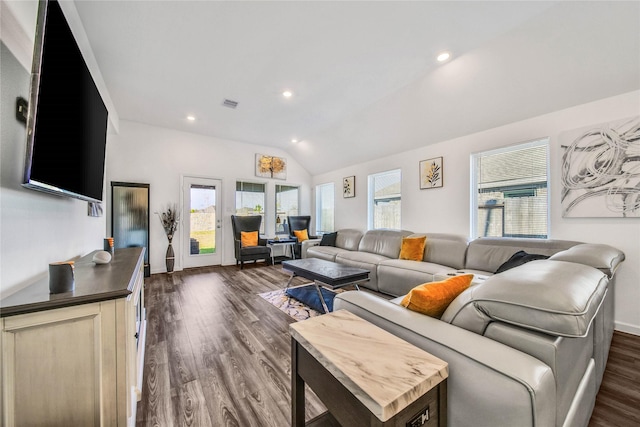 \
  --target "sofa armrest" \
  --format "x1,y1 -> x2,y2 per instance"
301,238 -> 321,258
334,291 -> 555,427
